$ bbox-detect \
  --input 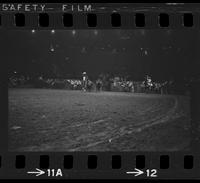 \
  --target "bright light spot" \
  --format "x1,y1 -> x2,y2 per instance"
94,30 -> 98,36
51,29 -> 55,34
11,126 -> 21,130
144,50 -> 148,55
50,45 -> 55,52
72,30 -> 76,36
81,47 -> 86,53
31,29 -> 35,33
14,71 -> 17,74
